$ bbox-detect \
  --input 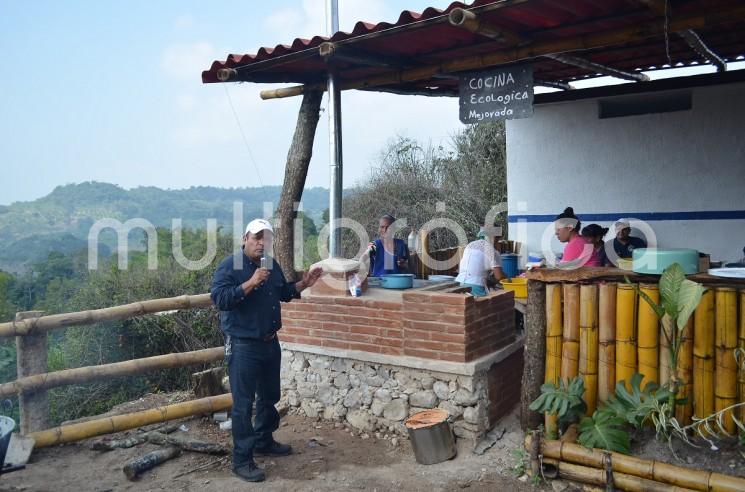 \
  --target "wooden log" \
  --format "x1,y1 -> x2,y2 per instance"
520,279 -> 546,430
0,347 -> 223,398
28,394 -> 233,448
715,287 -> 738,434
15,311 -> 49,434
560,284 -> 580,382
578,284 -> 599,415
0,293 -> 213,337
123,446 -> 181,480
274,89 -> 323,280
191,366 -> 228,398
90,422 -> 181,451
693,289 -> 715,419
147,431 -> 229,455
598,283 -> 616,405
